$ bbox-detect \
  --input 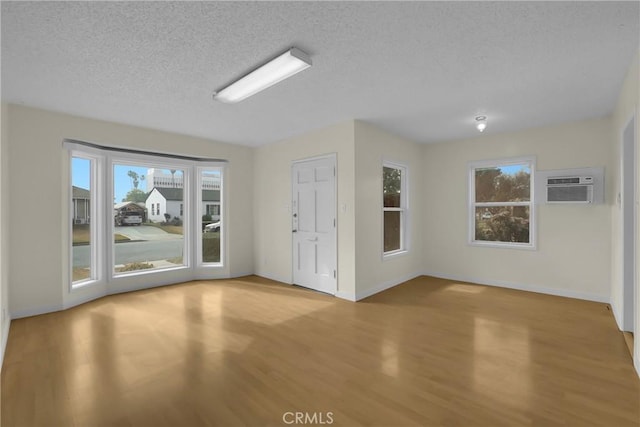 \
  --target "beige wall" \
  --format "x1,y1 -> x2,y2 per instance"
6,104 -> 254,317
610,49 -> 640,371
1,103 -> 10,364
353,121 -> 424,299
422,118 -> 613,301
252,121 -> 357,300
